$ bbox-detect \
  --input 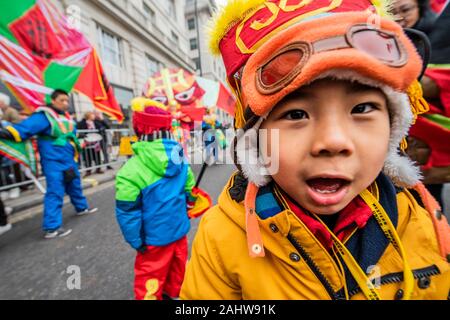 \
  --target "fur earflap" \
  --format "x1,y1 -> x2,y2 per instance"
370,0 -> 395,18
235,118 -> 271,187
